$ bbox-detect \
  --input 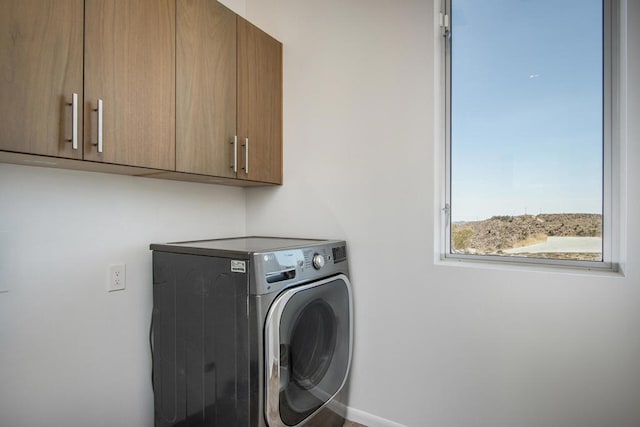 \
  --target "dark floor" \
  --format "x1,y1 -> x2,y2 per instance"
303,407 -> 367,427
